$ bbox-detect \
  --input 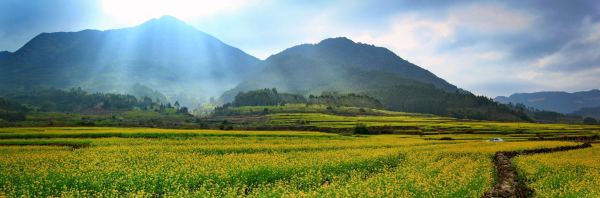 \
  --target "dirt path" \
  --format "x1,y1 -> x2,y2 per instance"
482,143 -> 592,198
